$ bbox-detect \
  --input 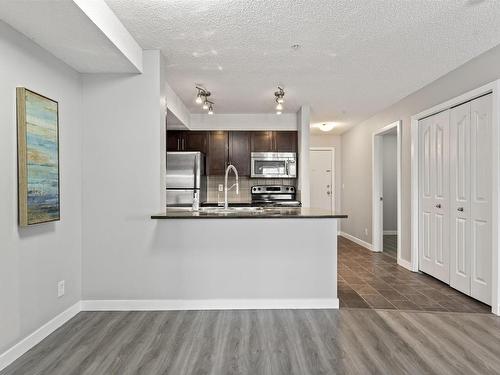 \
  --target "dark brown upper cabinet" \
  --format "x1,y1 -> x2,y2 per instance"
251,131 -> 297,153
275,131 -> 297,152
228,131 -> 251,176
166,130 -> 185,151
251,131 -> 274,152
184,131 -> 208,153
206,131 -> 228,175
